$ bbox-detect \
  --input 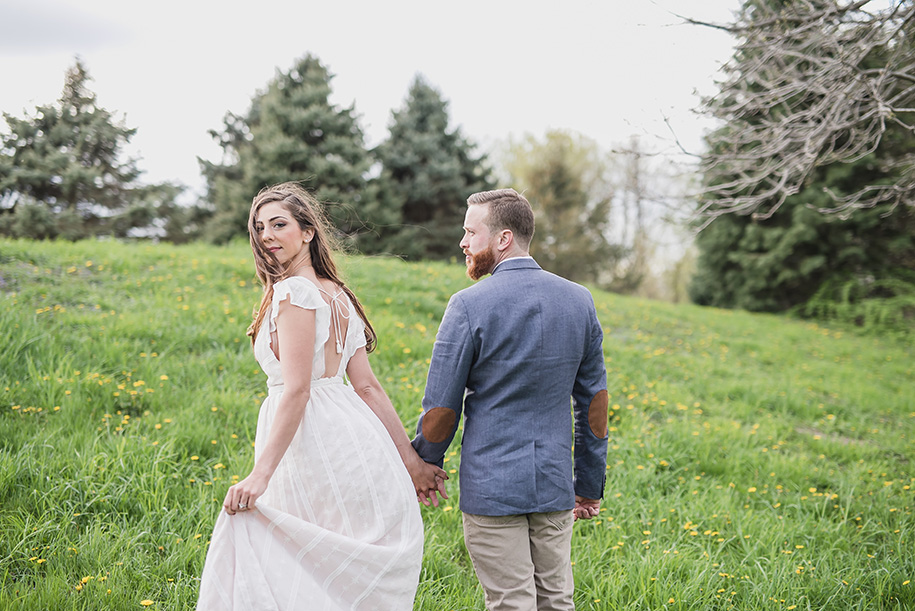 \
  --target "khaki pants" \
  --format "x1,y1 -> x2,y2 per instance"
462,511 -> 575,611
